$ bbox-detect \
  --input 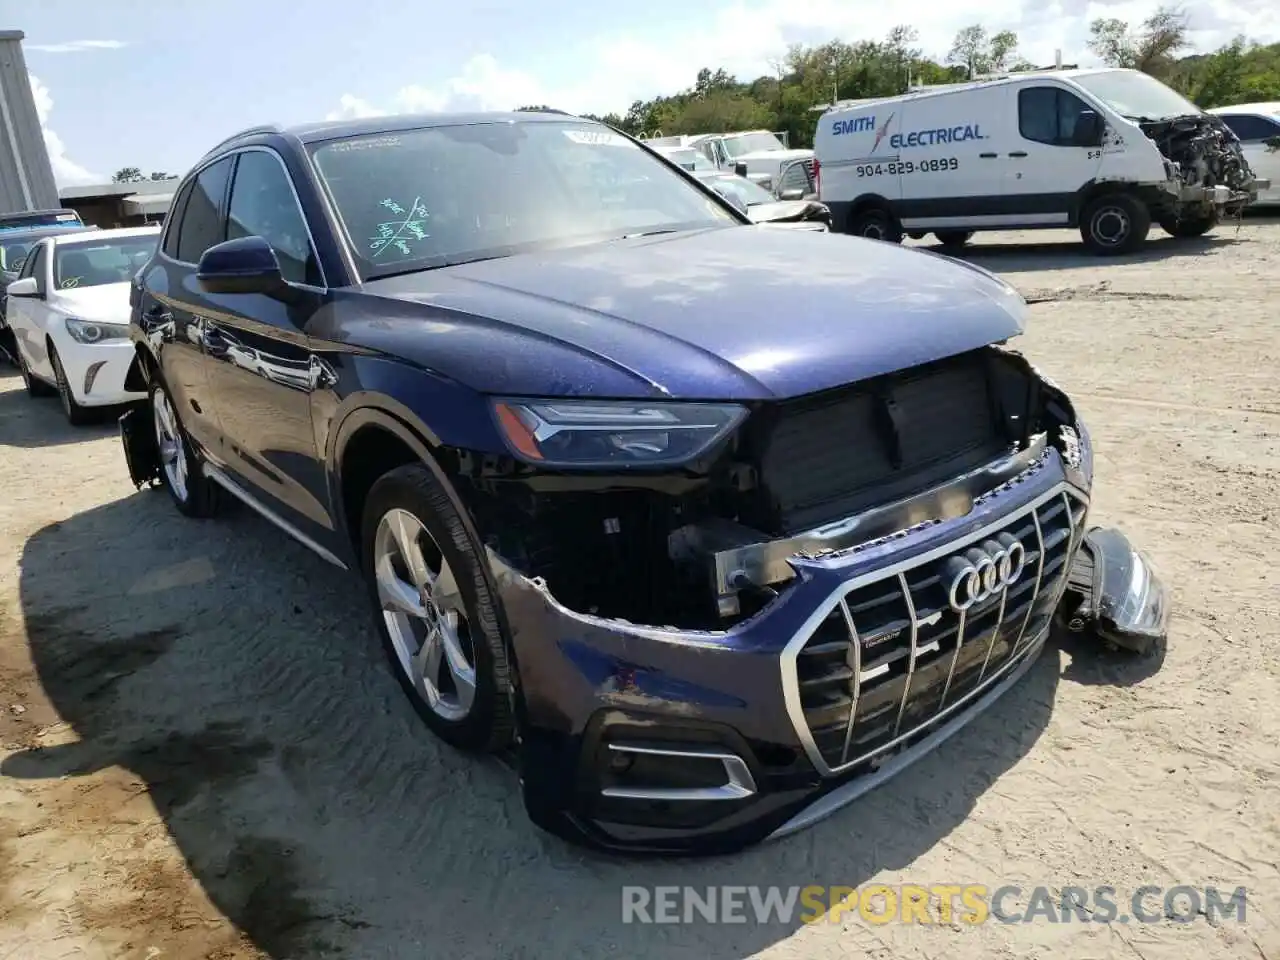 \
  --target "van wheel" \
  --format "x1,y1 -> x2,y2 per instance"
849,208 -> 903,243
1080,193 -> 1150,255
1159,212 -> 1217,238
934,230 -> 974,248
